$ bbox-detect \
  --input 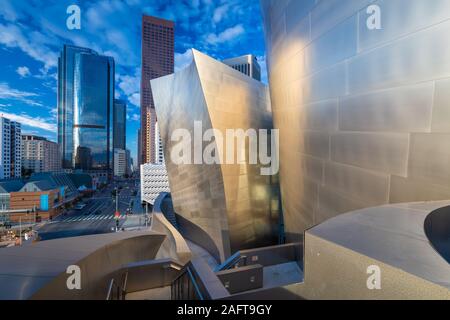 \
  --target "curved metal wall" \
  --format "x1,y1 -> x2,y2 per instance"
152,50 -> 280,261
261,0 -> 450,241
